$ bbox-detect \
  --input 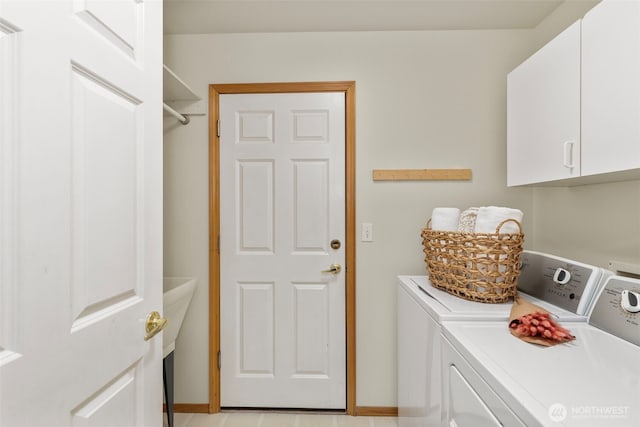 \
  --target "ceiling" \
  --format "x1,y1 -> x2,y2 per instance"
164,0 -> 565,35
